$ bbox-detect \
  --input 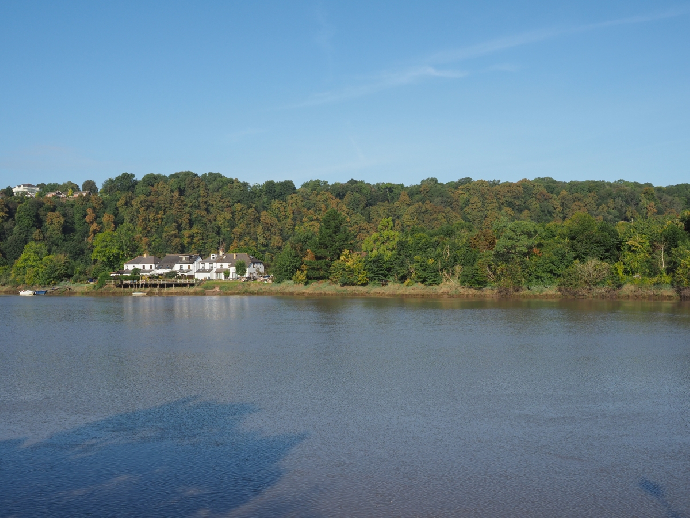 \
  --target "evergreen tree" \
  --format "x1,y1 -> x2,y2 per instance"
271,245 -> 302,282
